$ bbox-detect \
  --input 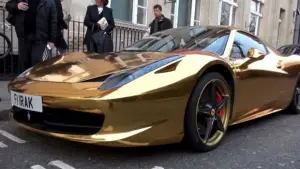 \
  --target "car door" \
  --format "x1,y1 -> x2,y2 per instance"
229,31 -> 289,123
